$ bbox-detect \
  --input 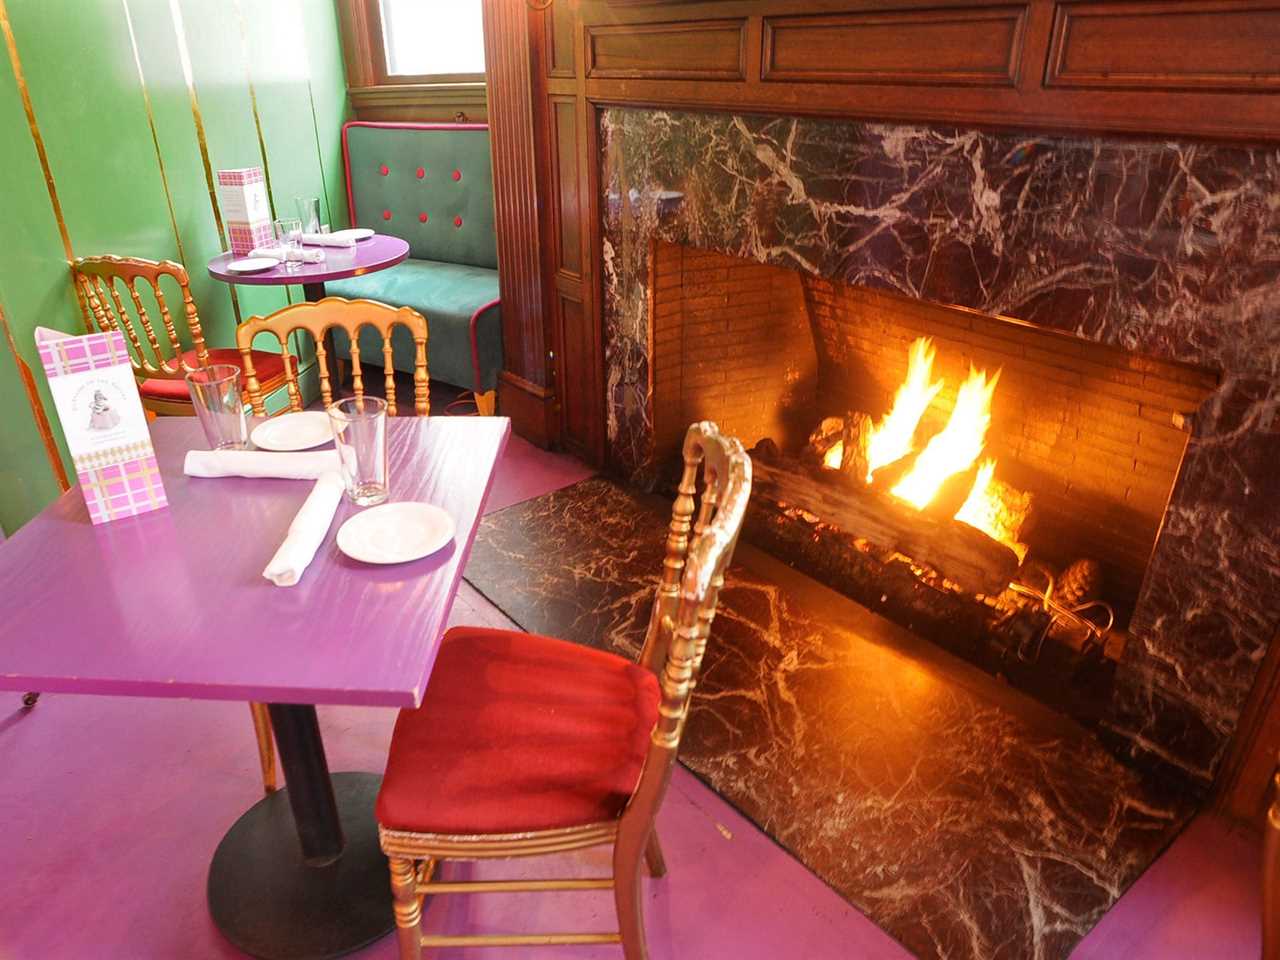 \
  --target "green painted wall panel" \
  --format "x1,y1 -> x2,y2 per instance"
0,0 -> 349,535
